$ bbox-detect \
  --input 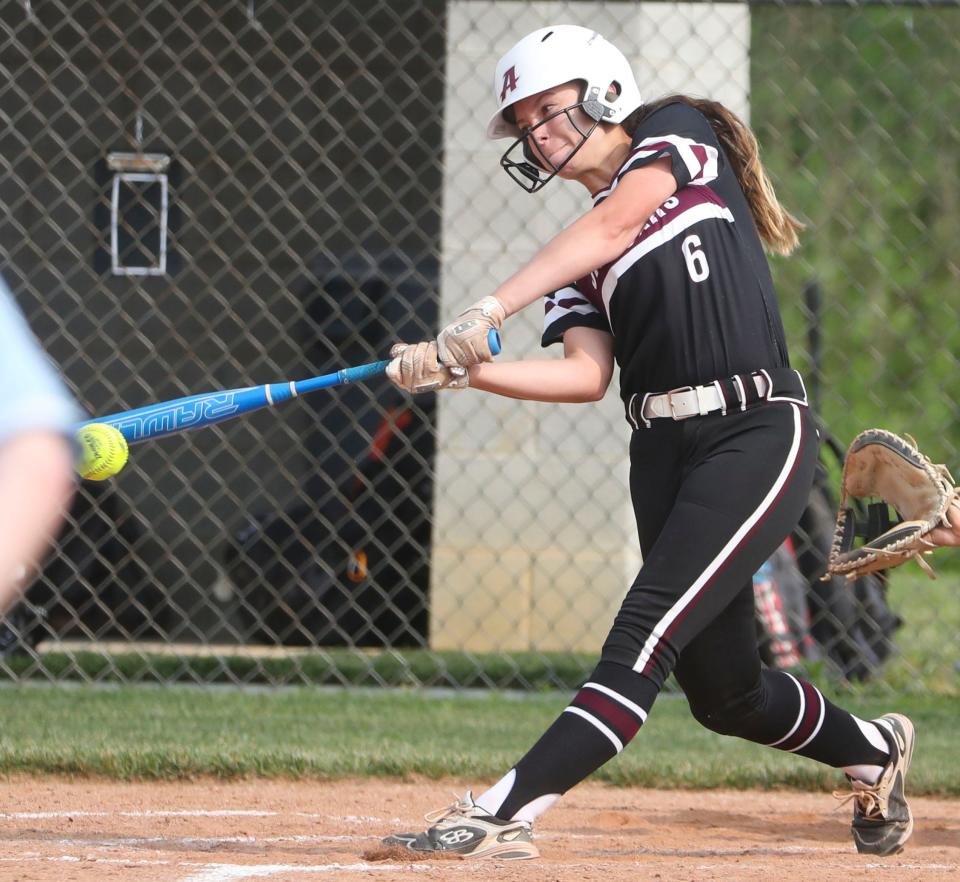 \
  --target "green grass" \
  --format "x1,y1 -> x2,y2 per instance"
753,5 -> 960,450
0,648 -> 600,691
1,684 -> 957,794
878,567 -> 960,695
